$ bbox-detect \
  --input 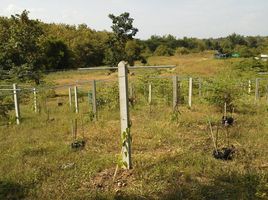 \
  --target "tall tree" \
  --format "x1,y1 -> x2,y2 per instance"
105,12 -> 141,66
0,10 -> 44,84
